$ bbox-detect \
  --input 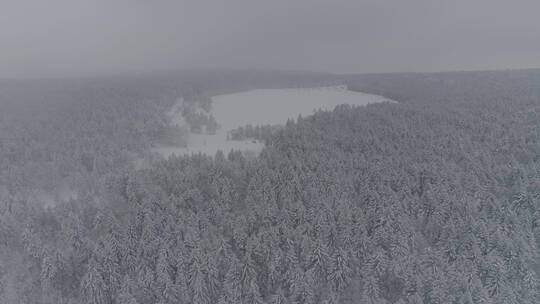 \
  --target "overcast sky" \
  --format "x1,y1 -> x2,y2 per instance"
1,0 -> 539,78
